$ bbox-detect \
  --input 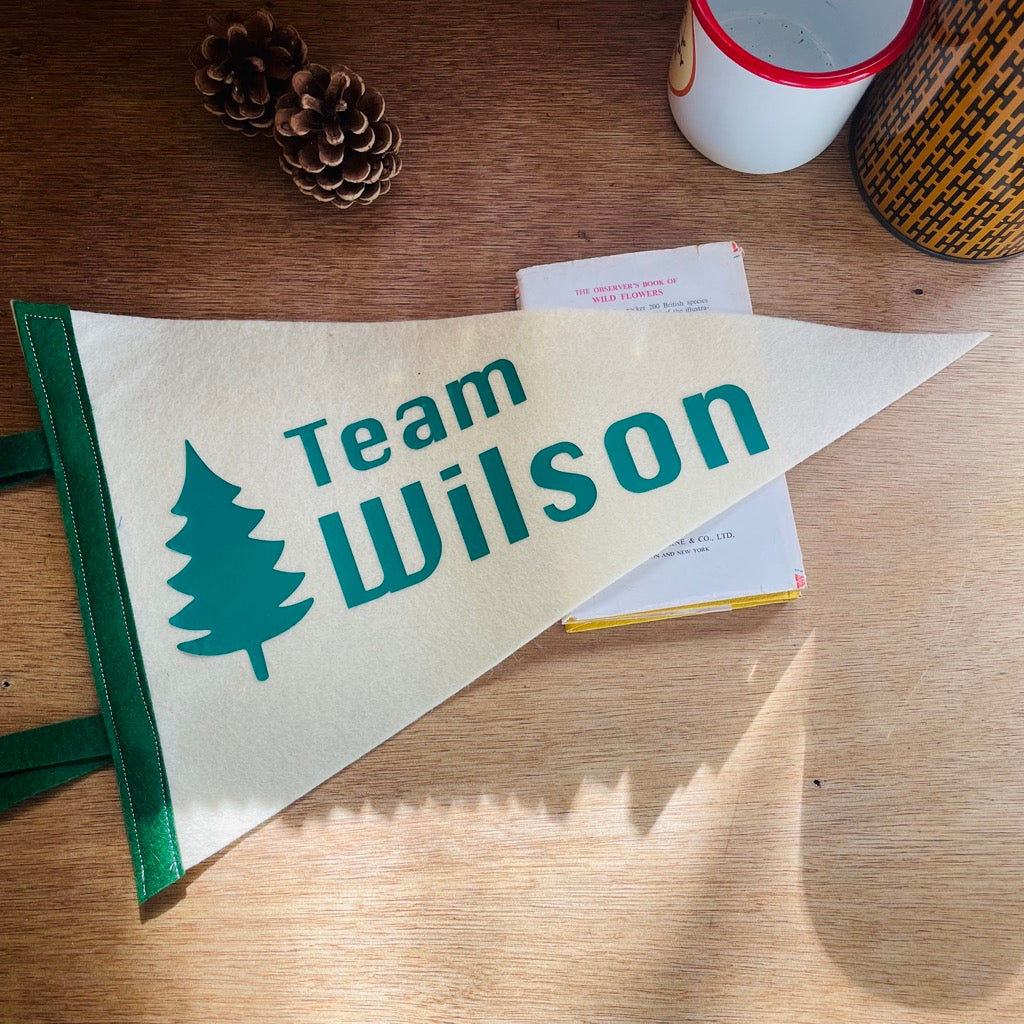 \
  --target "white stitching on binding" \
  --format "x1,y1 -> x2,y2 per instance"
26,313 -> 182,892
